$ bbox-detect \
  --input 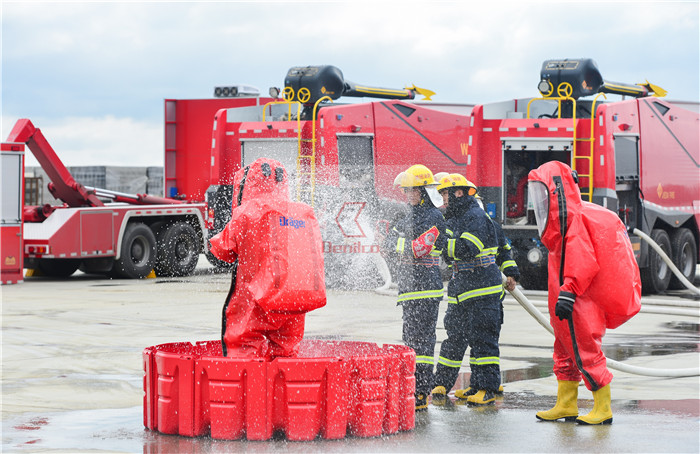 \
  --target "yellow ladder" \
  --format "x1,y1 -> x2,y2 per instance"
295,94 -> 332,206
527,83 -> 600,202
264,89 -> 332,206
